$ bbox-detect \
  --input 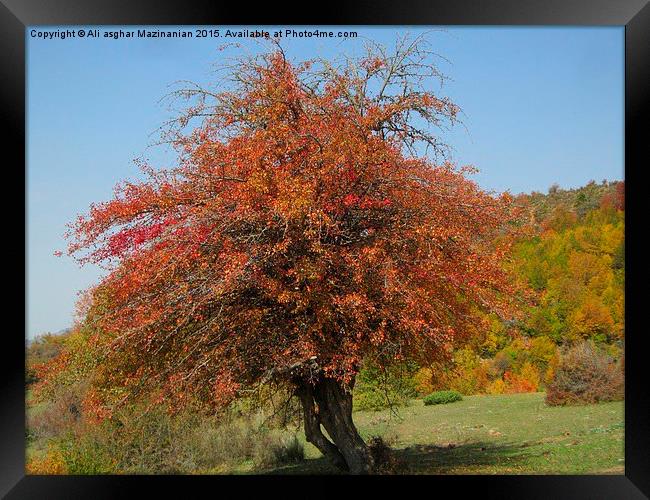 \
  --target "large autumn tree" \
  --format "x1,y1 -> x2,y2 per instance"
55,37 -> 519,473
